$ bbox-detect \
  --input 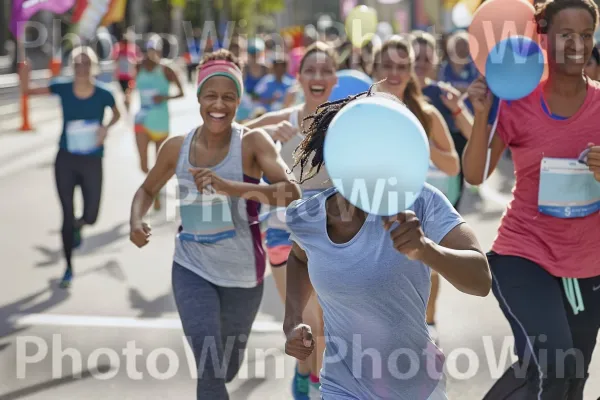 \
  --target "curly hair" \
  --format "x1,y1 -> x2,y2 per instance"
535,0 -> 599,34
292,84 -> 399,184
198,48 -> 242,70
